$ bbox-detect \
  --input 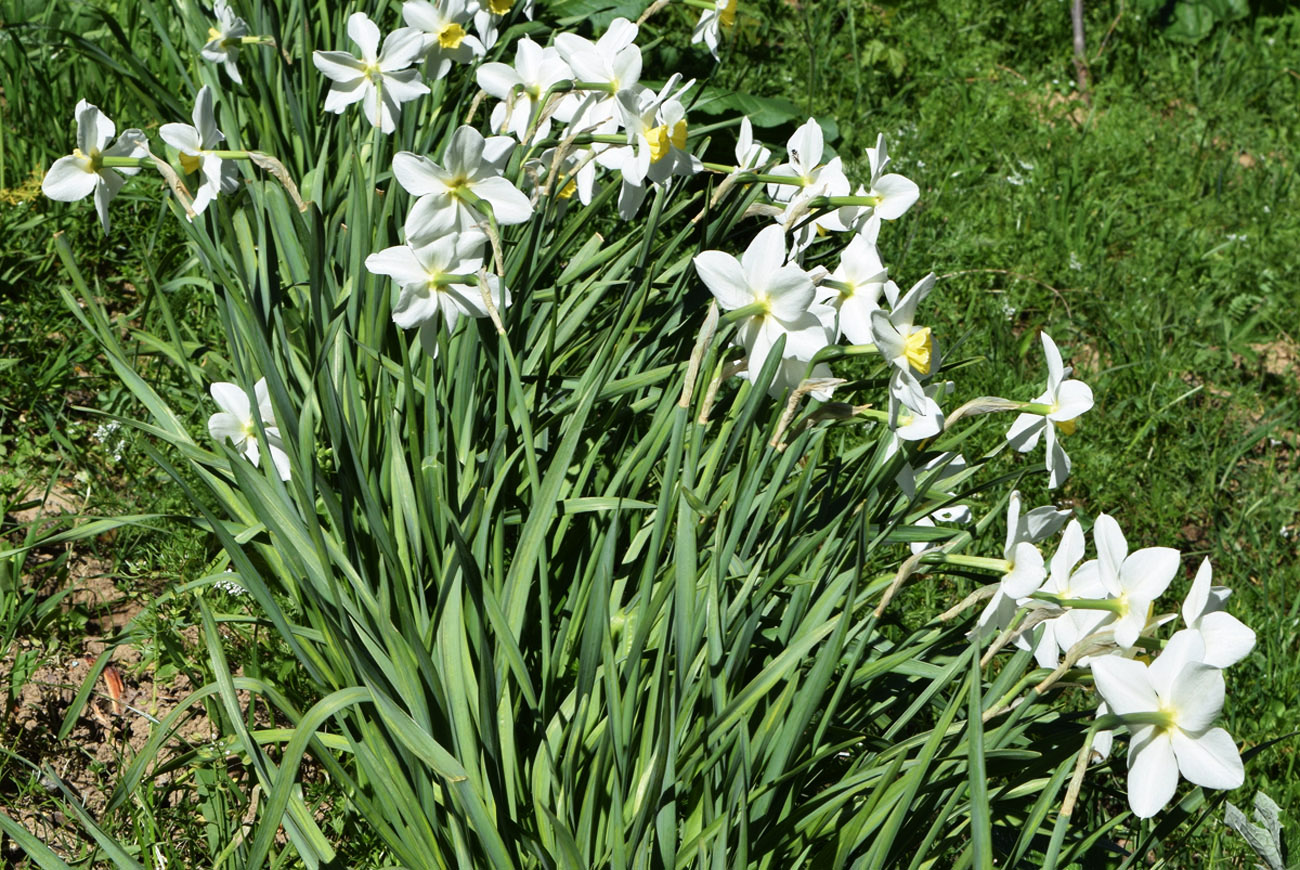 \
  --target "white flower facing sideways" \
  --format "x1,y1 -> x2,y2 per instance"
692,224 -> 834,381
42,100 -> 148,234
1181,558 -> 1255,668
734,117 -> 771,170
394,125 -> 533,242
1092,629 -> 1244,819
869,273 -> 937,411
312,12 -> 428,134
160,86 -> 240,217
202,0 -> 250,84
364,229 -> 510,356
1093,512 -> 1179,651
1006,331 -> 1094,489
816,228 -> 886,345
553,18 -> 641,132
977,491 -> 1069,634
691,0 -> 738,59
208,378 -> 291,481
1020,518 -> 1109,668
